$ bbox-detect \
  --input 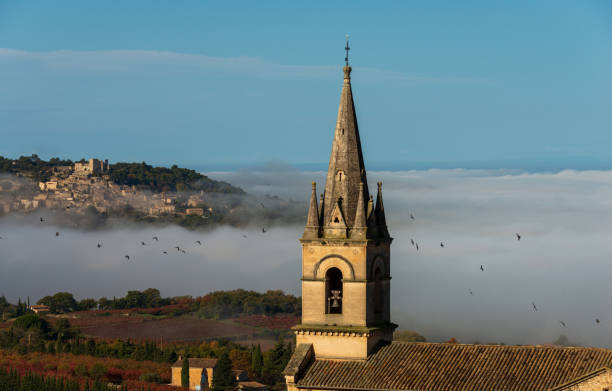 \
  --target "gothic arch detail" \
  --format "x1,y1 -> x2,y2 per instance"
326,267 -> 343,314
313,254 -> 356,280
369,255 -> 386,279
